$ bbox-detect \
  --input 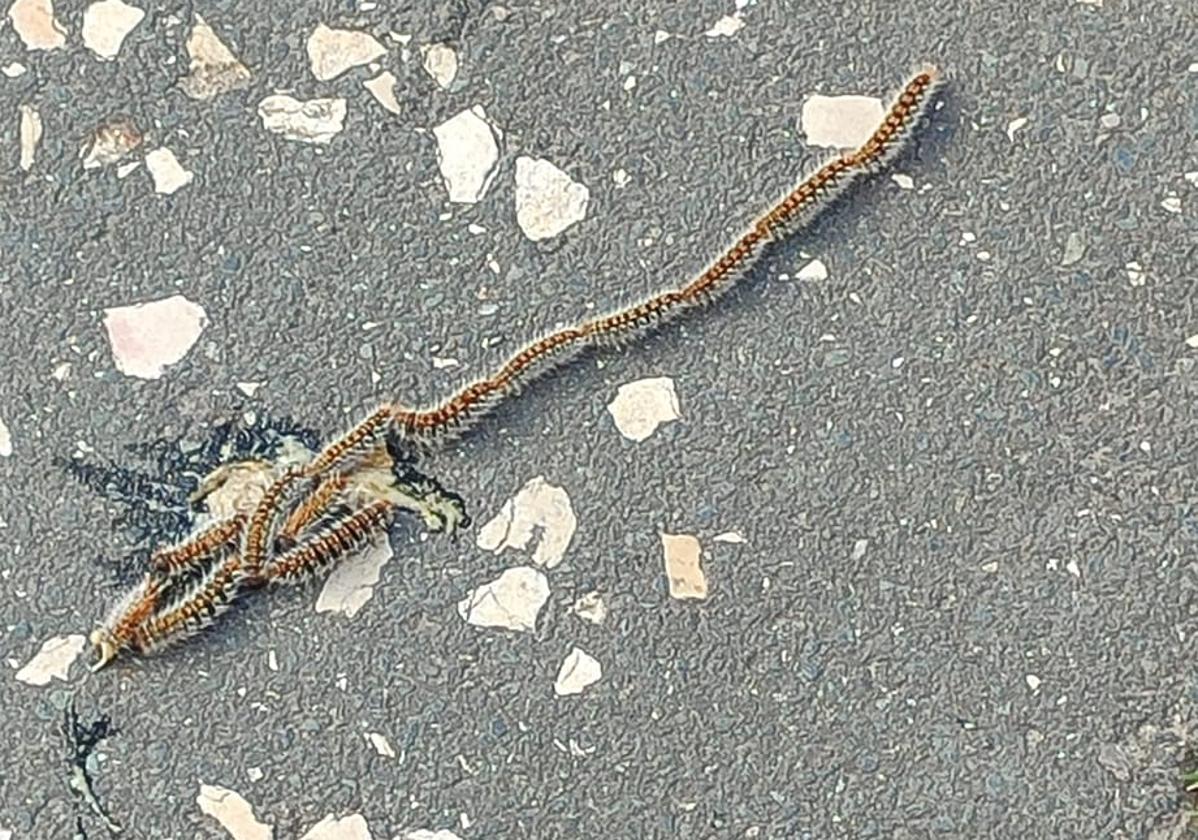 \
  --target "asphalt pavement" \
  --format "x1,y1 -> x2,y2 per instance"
2,1 -> 1198,838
